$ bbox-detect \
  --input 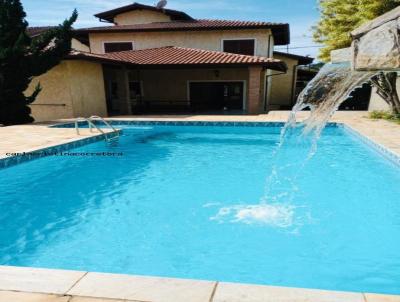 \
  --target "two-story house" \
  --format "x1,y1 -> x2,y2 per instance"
26,3 -> 313,121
